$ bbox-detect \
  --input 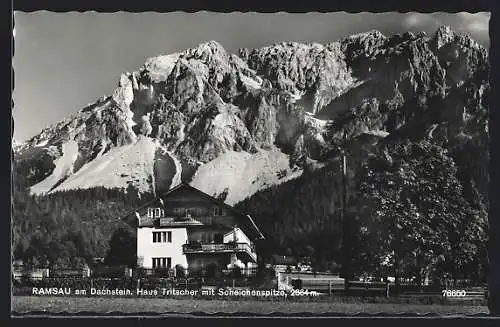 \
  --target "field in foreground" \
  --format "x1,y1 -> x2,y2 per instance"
12,296 -> 490,316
